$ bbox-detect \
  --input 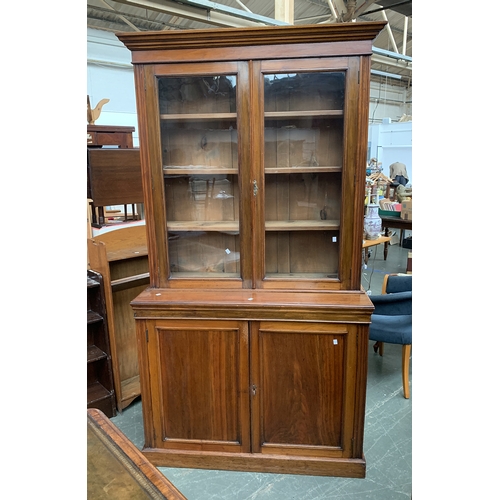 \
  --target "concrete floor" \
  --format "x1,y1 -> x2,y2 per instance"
111,239 -> 412,499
